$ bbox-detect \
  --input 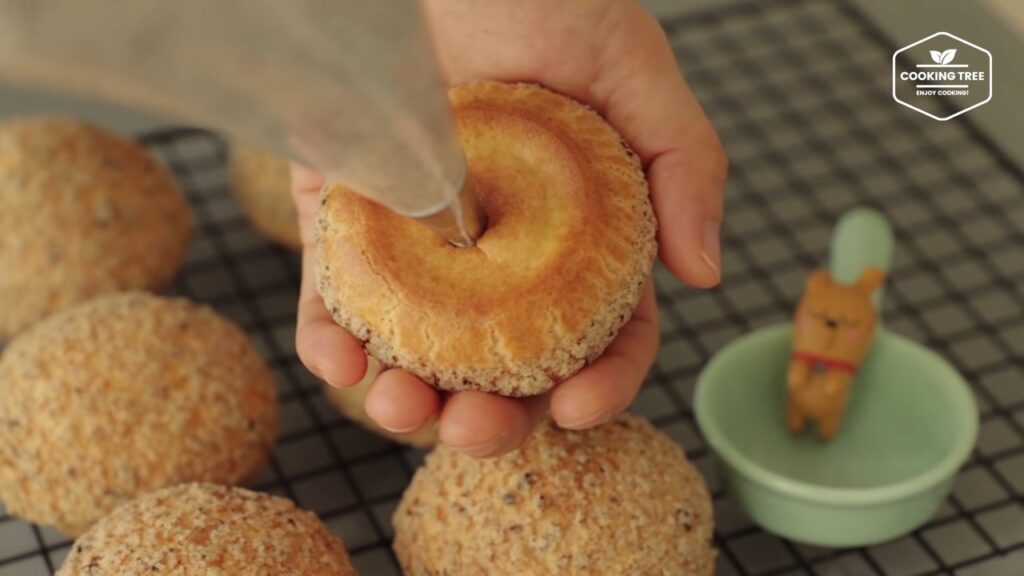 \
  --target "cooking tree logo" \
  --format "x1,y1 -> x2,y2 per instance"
929,48 -> 958,66
893,32 -> 992,121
